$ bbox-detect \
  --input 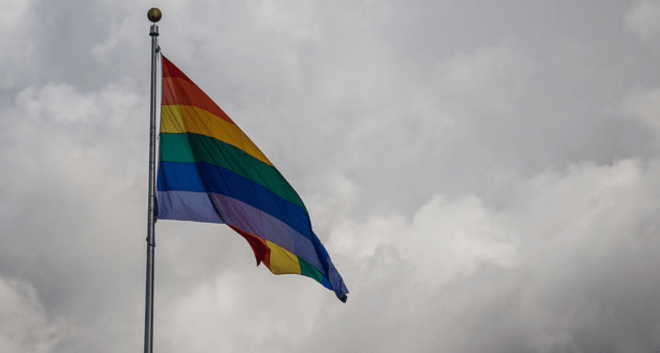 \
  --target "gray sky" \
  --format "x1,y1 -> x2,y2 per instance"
1,0 -> 660,352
